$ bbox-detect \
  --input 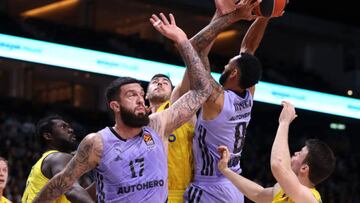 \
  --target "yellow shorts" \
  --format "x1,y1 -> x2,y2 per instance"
168,190 -> 185,203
